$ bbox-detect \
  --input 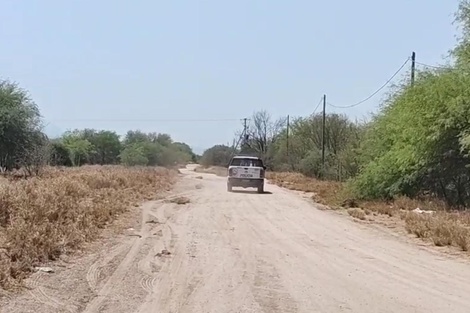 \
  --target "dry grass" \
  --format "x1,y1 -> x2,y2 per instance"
348,208 -> 366,220
267,171 -> 470,251
267,172 -> 446,215
404,211 -> 470,251
266,172 -> 347,205
194,166 -> 227,177
0,165 -> 177,289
